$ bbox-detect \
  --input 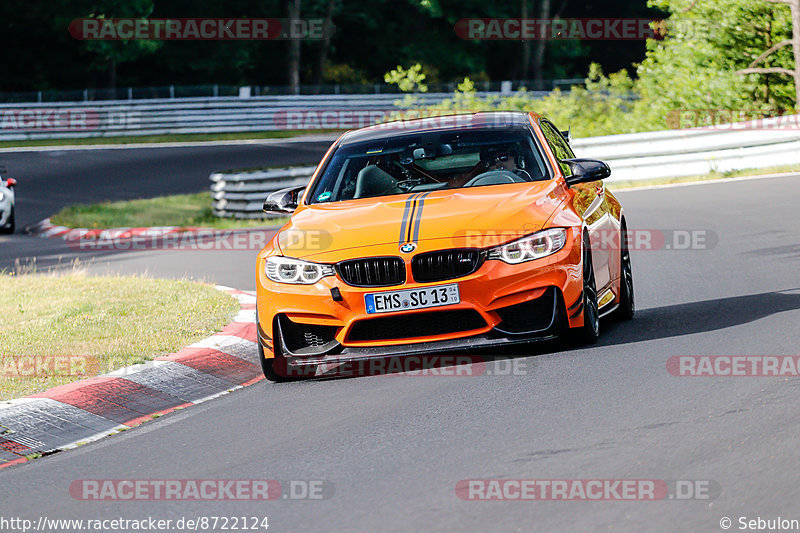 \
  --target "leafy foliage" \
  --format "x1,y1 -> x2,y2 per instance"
395,0 -> 798,138
405,64 -> 645,138
638,0 -> 796,116
83,0 -> 163,86
0,0 -> 659,91
384,64 -> 429,93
